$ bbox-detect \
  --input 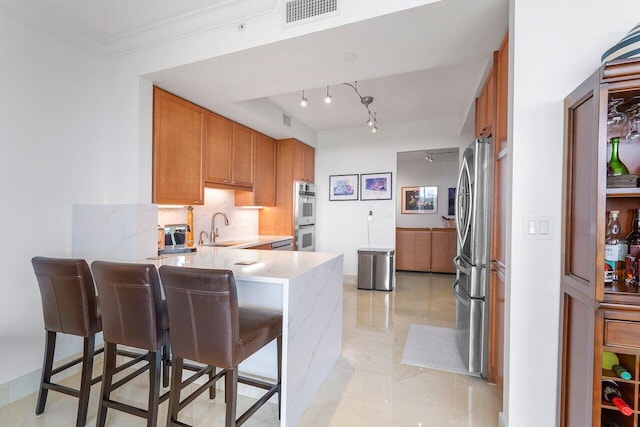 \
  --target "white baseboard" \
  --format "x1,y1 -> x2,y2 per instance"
0,351 -> 96,408
499,411 -> 508,427
343,274 -> 357,285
